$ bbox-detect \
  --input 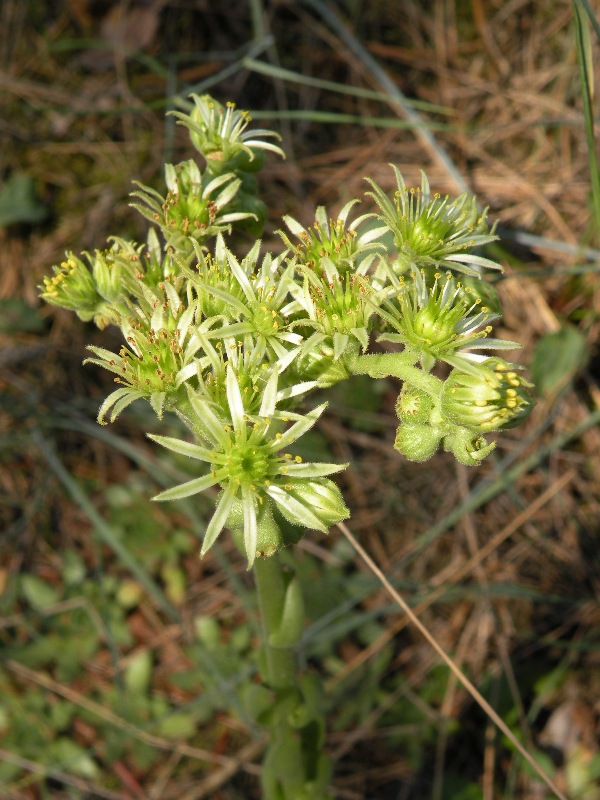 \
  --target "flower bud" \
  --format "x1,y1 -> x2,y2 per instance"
228,498 -> 285,559
443,428 -> 496,466
40,254 -> 113,328
394,423 -> 442,462
440,358 -> 532,433
284,478 -> 349,530
293,342 -> 348,387
91,250 -> 127,306
395,386 -> 434,425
